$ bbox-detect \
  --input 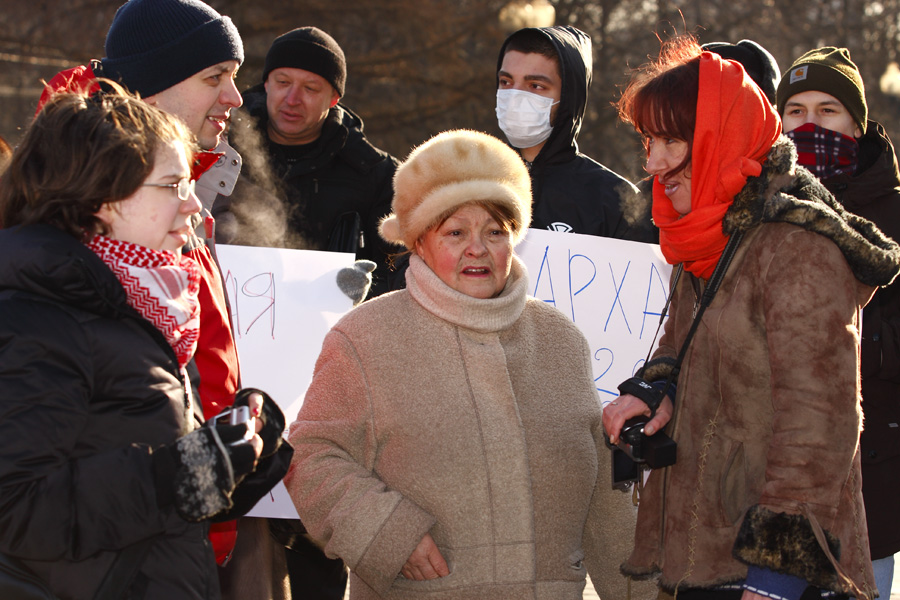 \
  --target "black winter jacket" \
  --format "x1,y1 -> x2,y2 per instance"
823,121 -> 900,559
214,86 -> 400,296
0,225 -> 219,599
496,27 -> 655,243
